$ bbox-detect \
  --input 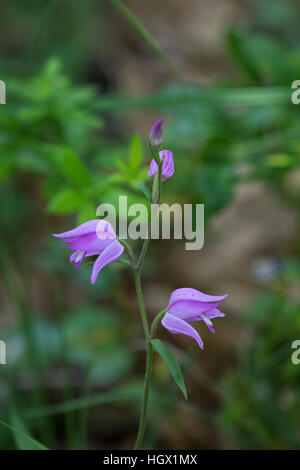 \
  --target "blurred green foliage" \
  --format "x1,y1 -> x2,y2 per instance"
0,0 -> 300,451
0,58 -> 149,227
220,284 -> 300,449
